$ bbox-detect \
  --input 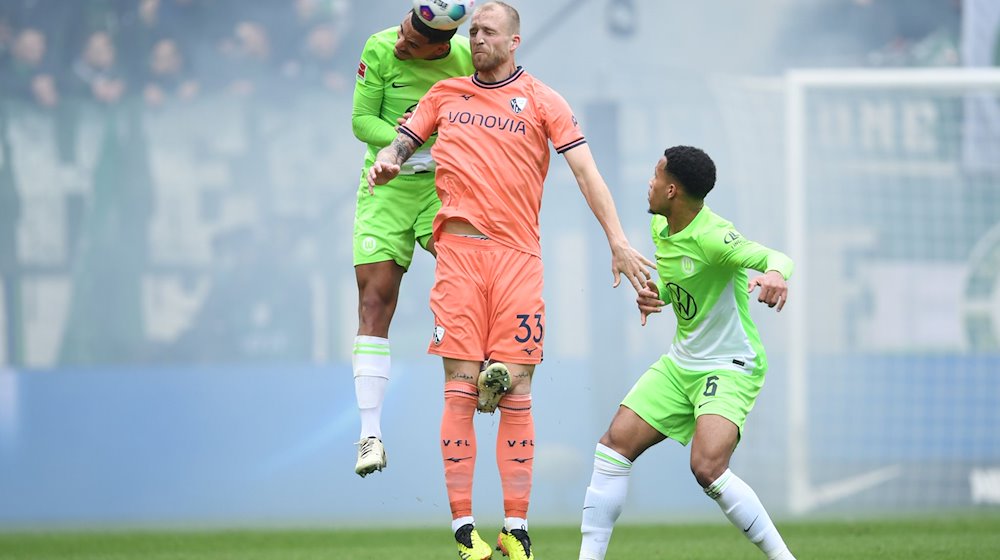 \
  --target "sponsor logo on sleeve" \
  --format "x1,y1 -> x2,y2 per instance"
723,230 -> 746,249
356,61 -> 367,81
